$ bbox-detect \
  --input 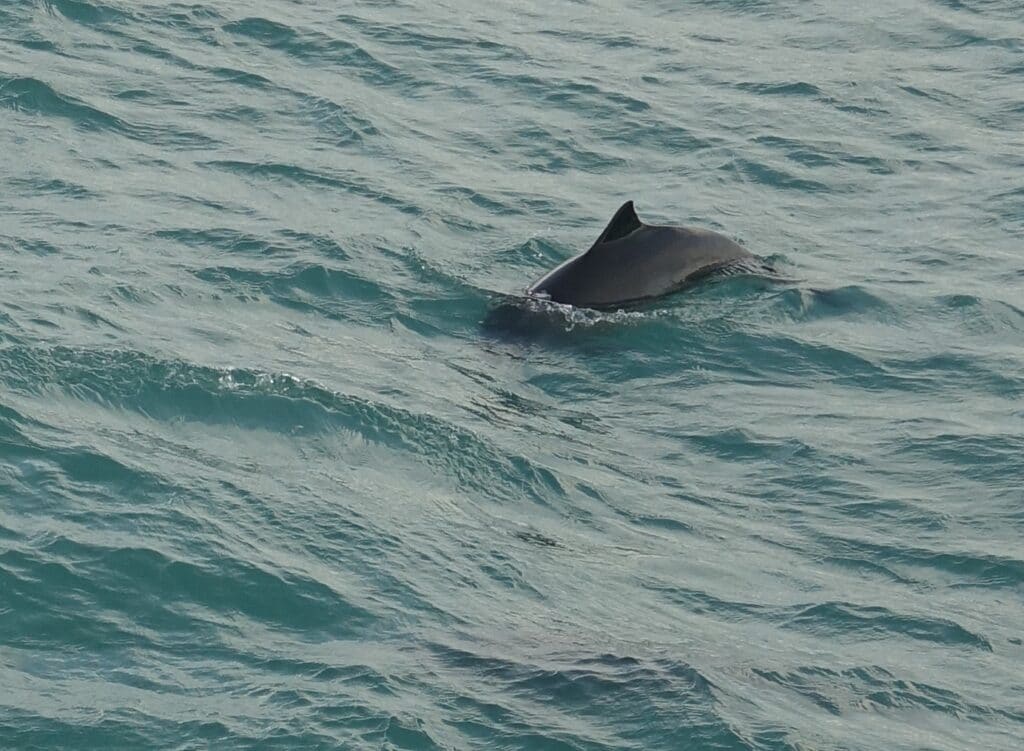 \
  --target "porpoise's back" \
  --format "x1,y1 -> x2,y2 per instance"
527,202 -> 752,308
